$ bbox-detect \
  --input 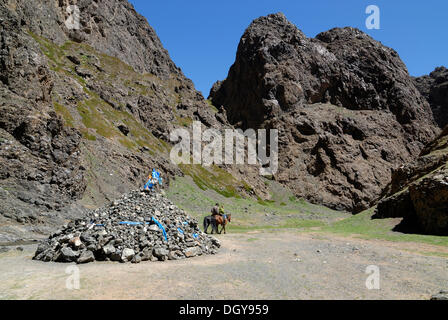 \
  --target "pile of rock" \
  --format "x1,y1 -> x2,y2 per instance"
431,290 -> 448,300
33,190 -> 220,264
